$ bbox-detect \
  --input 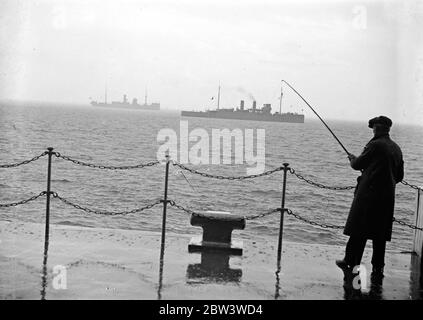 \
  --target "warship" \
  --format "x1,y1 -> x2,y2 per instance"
91,87 -> 160,111
181,85 -> 304,123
